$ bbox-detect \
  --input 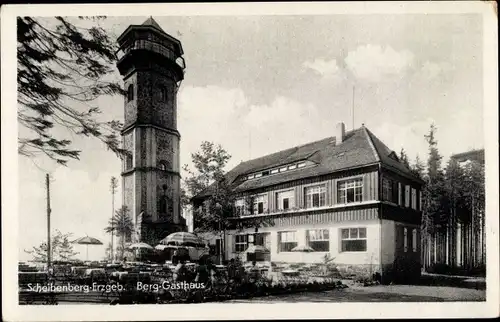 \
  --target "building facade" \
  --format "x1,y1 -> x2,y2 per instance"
116,18 -> 187,245
194,123 -> 424,282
